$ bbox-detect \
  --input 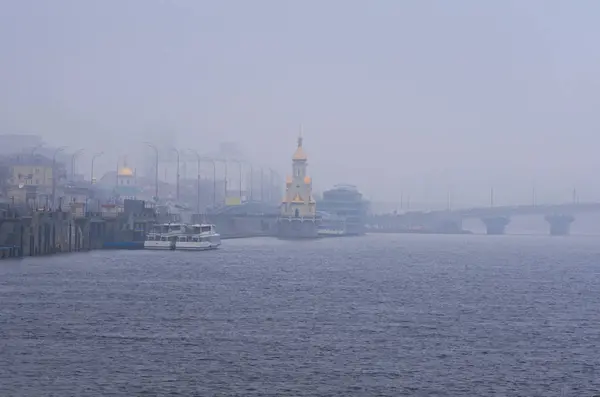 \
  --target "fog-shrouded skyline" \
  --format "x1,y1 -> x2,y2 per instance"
1,0 -> 599,207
